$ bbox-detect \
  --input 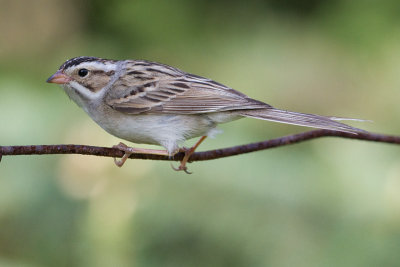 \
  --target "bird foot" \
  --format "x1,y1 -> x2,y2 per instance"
112,142 -> 169,167
170,147 -> 196,174
170,136 -> 207,174
112,142 -> 135,167
171,163 -> 193,174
